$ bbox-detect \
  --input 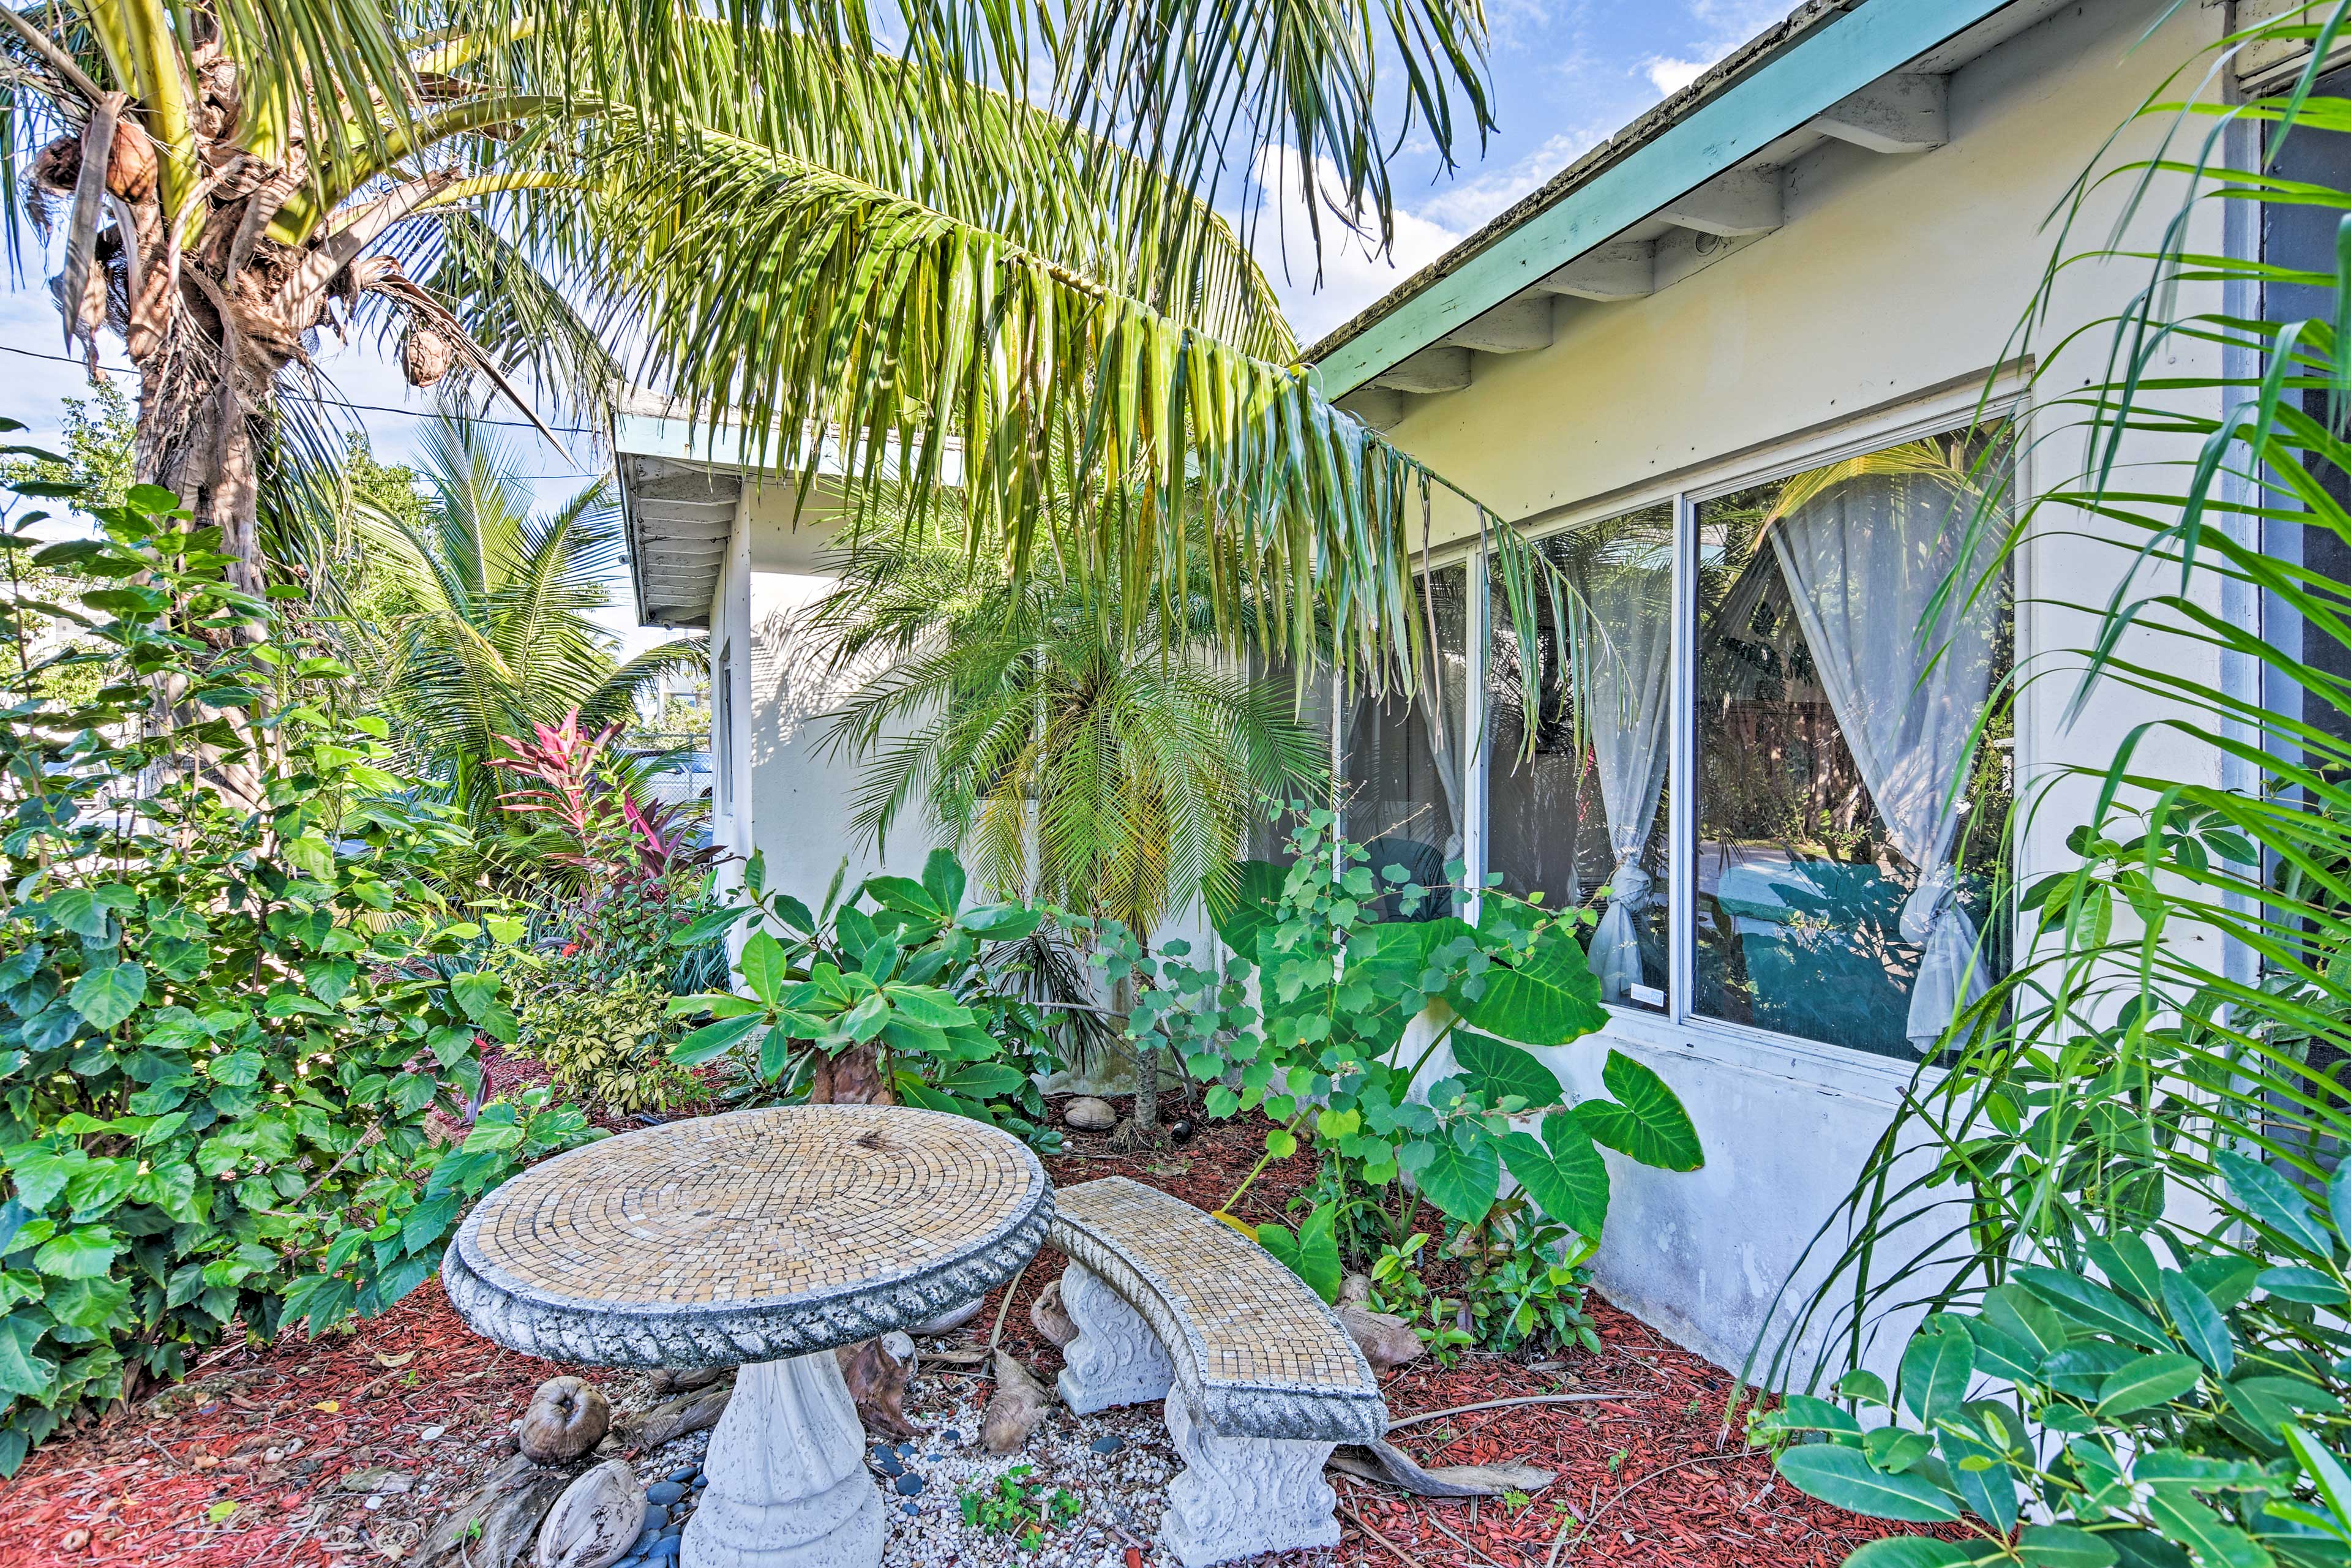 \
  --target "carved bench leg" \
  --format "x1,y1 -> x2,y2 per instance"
1161,1387 -> 1339,1567
1054,1263 -> 1174,1414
